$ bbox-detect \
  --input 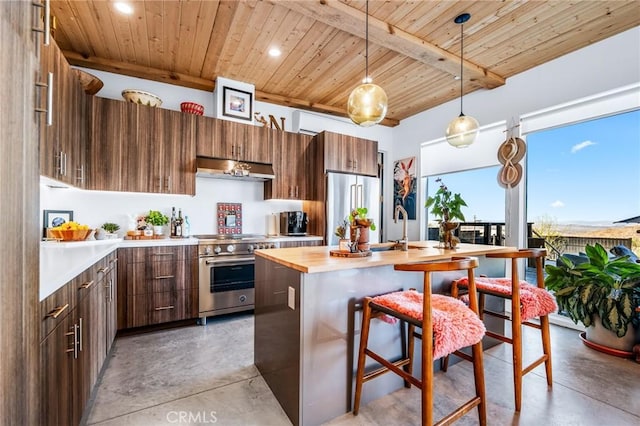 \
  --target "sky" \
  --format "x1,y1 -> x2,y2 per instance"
425,109 -> 640,225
